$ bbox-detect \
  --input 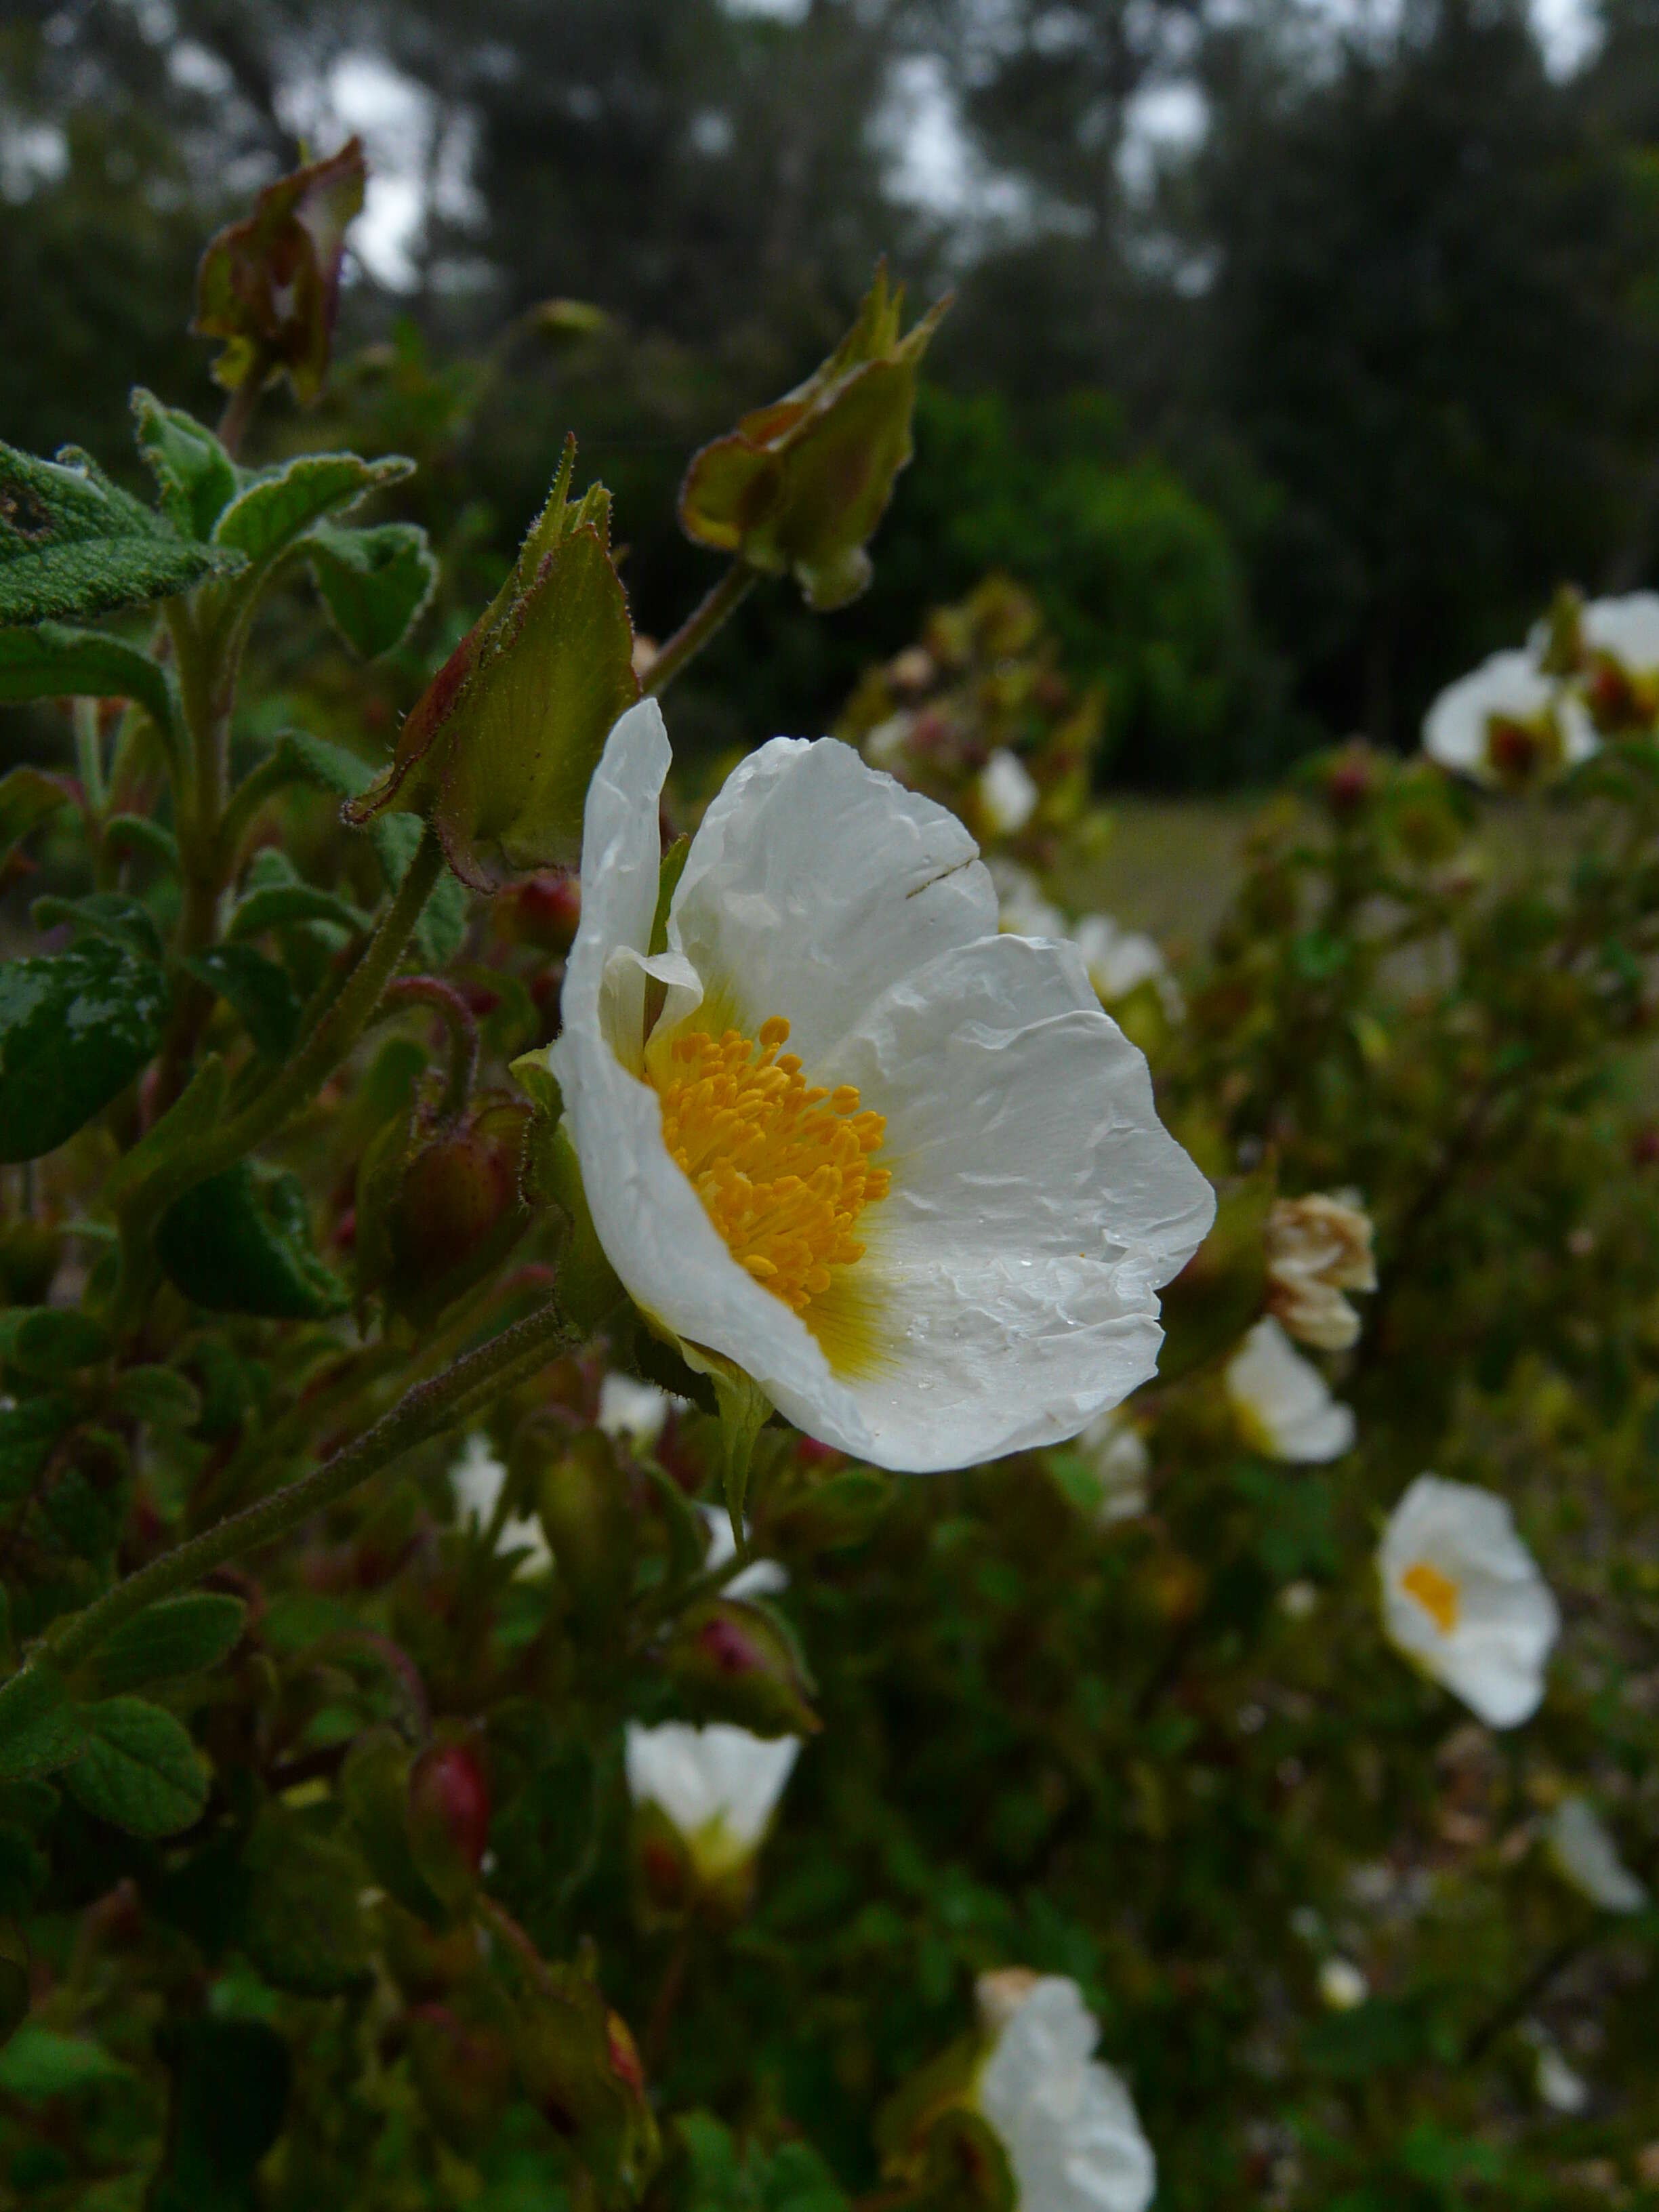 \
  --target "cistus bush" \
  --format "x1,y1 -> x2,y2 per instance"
0,148 -> 1652,2212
